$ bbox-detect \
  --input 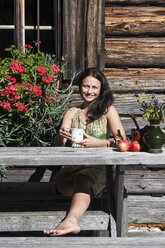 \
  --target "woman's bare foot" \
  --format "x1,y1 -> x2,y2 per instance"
43,216 -> 81,236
